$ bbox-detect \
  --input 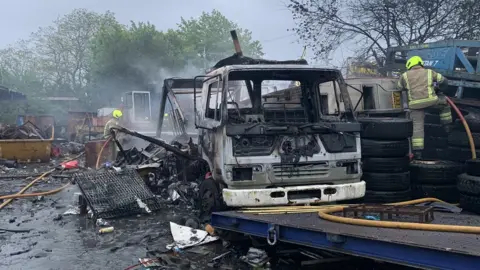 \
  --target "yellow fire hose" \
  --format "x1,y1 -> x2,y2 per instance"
0,169 -> 55,210
445,96 -> 476,159
0,183 -> 71,200
317,98 -> 478,234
